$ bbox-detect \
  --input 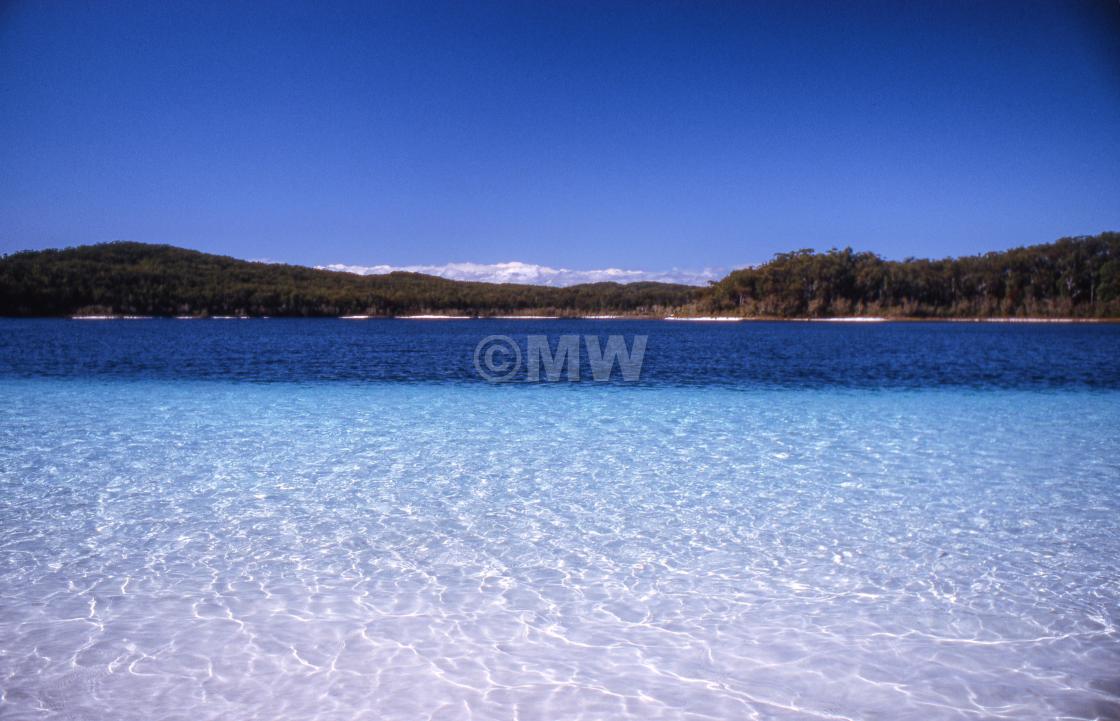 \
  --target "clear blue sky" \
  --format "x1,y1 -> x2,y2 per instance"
2,0 -> 1118,271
